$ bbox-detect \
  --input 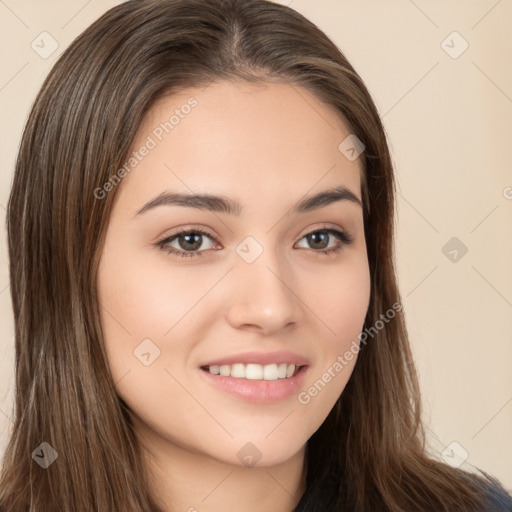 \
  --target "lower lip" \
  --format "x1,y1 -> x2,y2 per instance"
199,366 -> 309,403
